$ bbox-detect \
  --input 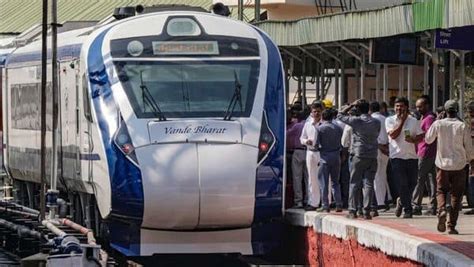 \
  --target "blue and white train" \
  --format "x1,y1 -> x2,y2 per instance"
1,8 -> 286,256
